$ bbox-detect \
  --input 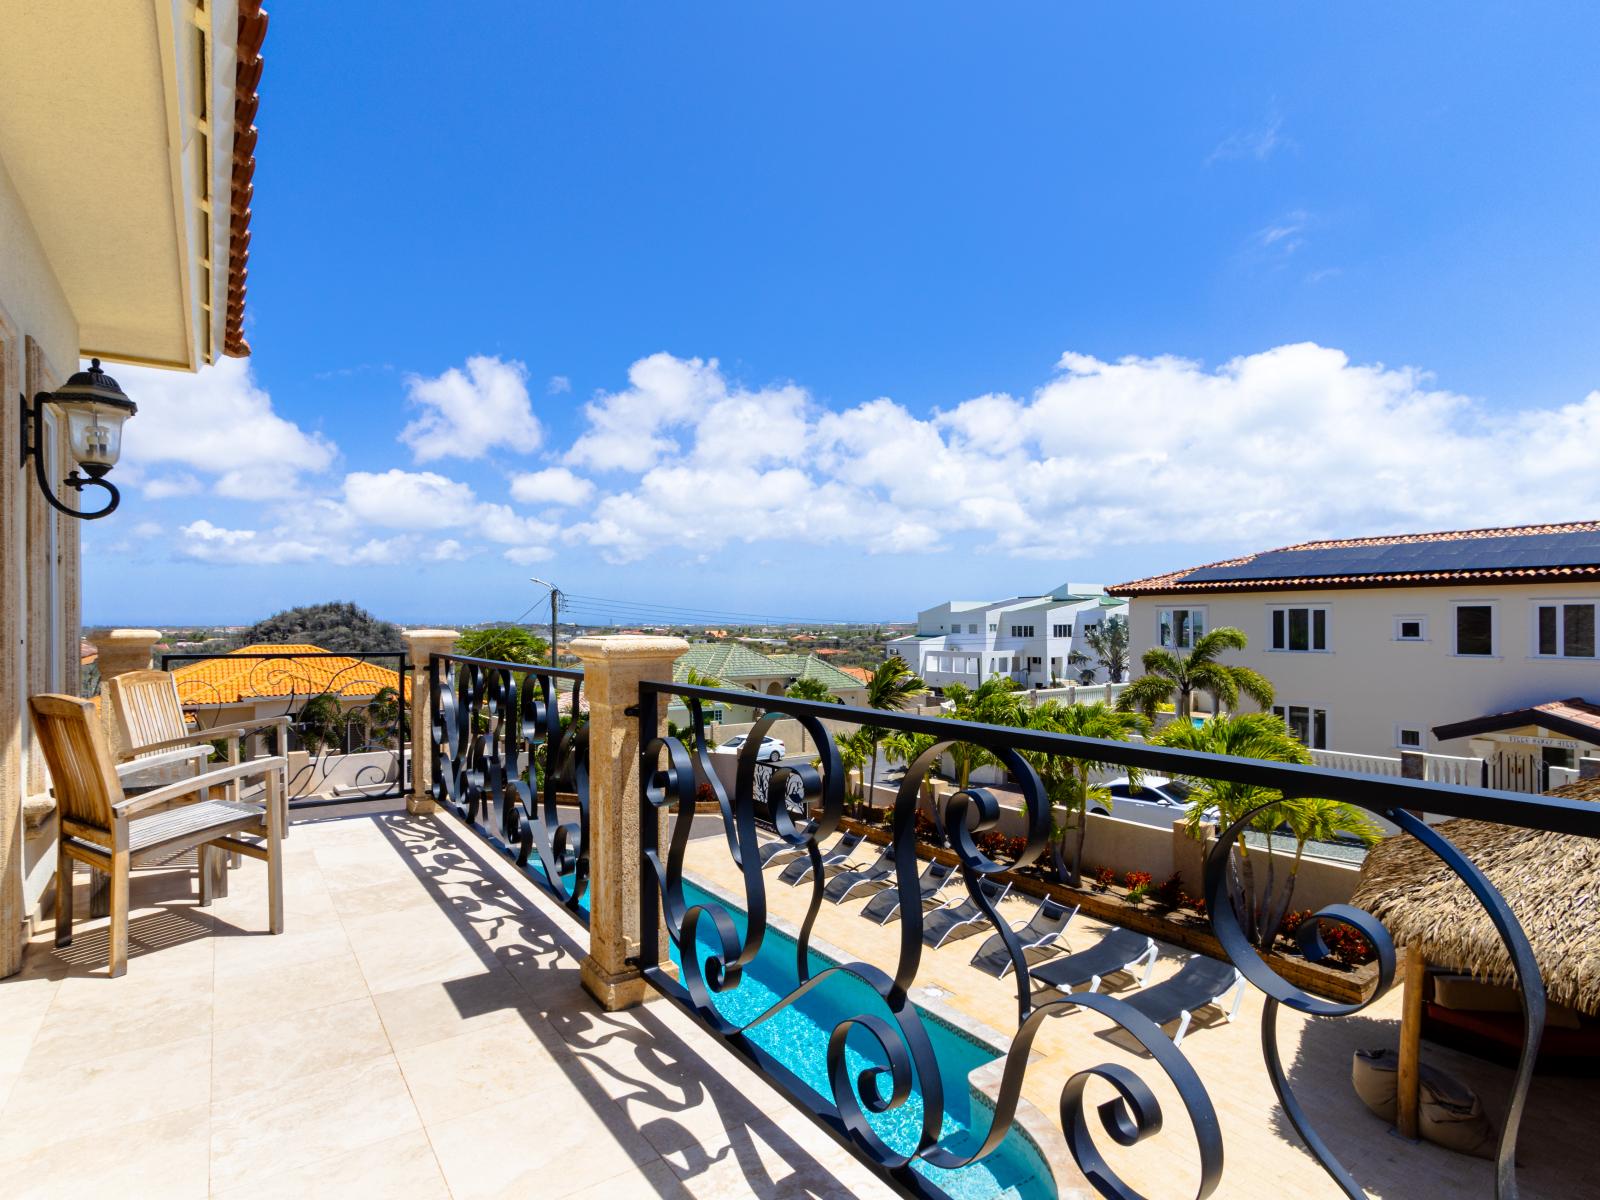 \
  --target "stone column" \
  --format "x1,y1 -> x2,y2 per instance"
92,629 -> 162,757
1399,751 -> 1426,781
572,635 -> 688,1010
401,630 -> 459,816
